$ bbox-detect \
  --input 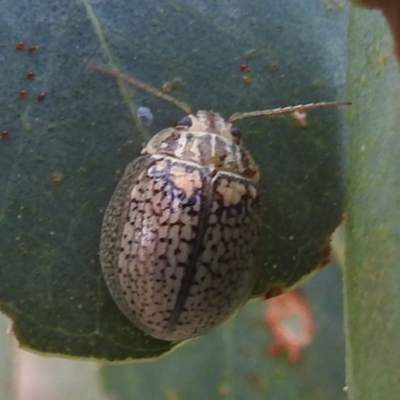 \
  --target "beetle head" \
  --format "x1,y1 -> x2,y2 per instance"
176,111 -> 241,145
